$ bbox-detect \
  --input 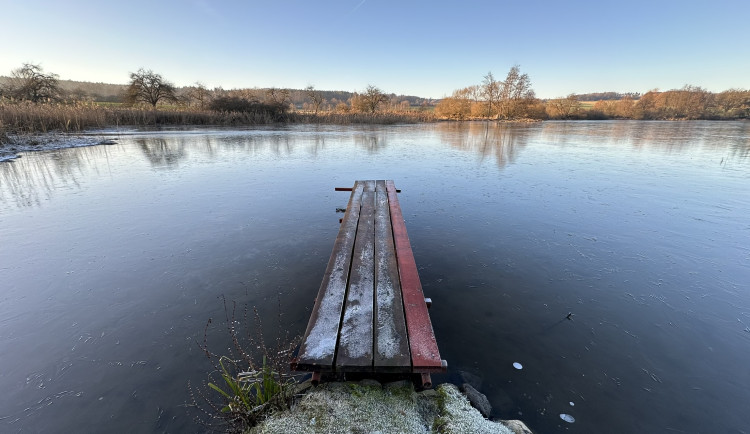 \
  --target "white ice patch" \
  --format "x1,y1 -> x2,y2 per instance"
560,414 -> 575,423
1,133 -> 117,163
